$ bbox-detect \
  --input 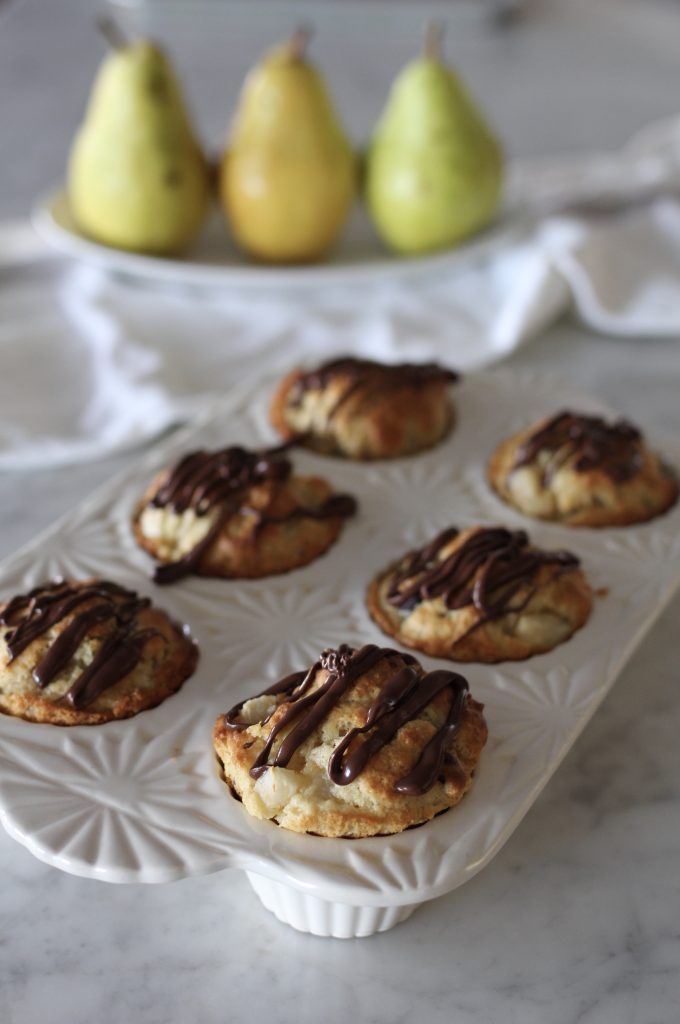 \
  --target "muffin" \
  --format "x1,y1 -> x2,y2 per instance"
487,410 -> 678,527
0,578 -> 198,725
213,642 -> 487,838
270,356 -> 459,459
133,444 -> 357,584
367,525 -> 592,663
